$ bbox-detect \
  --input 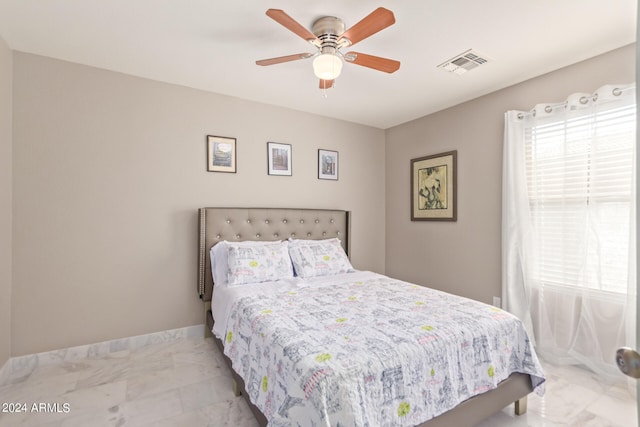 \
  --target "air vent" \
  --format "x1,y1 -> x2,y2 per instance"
437,49 -> 490,75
